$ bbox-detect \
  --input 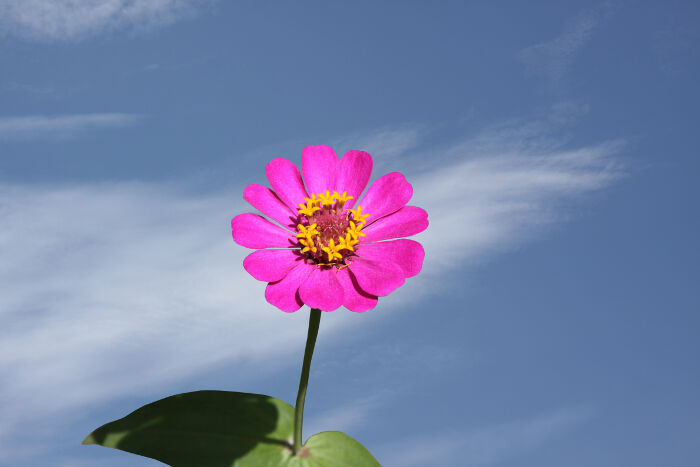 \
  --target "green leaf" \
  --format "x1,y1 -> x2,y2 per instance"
296,431 -> 381,467
83,390 -> 381,466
